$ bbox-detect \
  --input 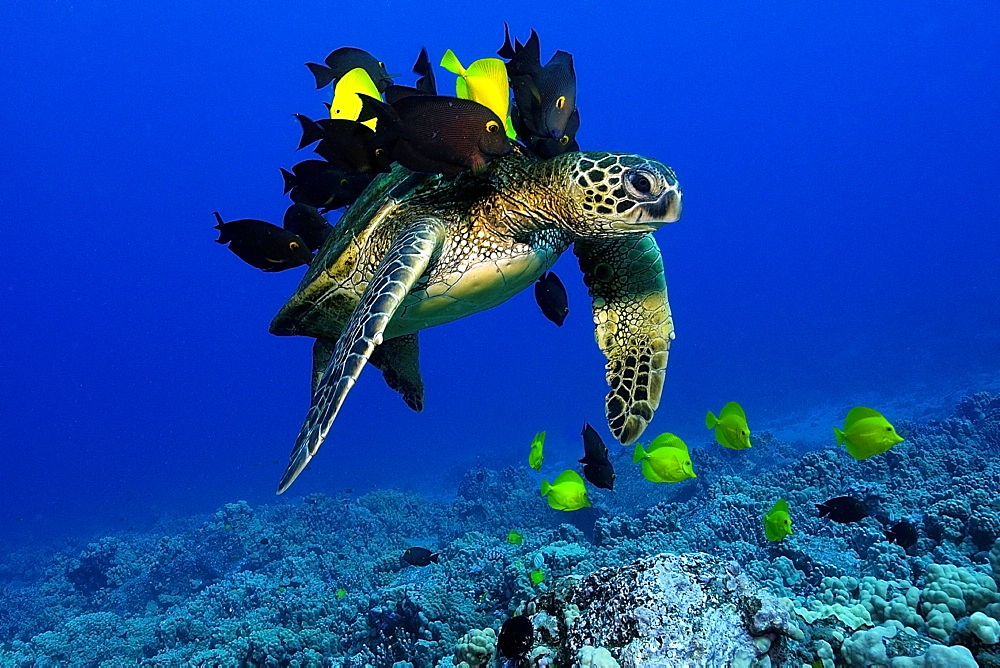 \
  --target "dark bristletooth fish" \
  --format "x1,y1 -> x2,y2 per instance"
497,615 -> 534,660
384,47 -> 439,104
534,271 -> 569,326
516,107 -> 580,159
816,496 -> 868,524
213,212 -> 313,272
579,422 -> 616,490
498,25 -> 578,145
293,114 -> 392,174
885,520 -> 918,549
359,94 -> 511,175
306,46 -> 392,91
280,160 -> 375,211
401,547 -> 439,567
282,203 -> 333,252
